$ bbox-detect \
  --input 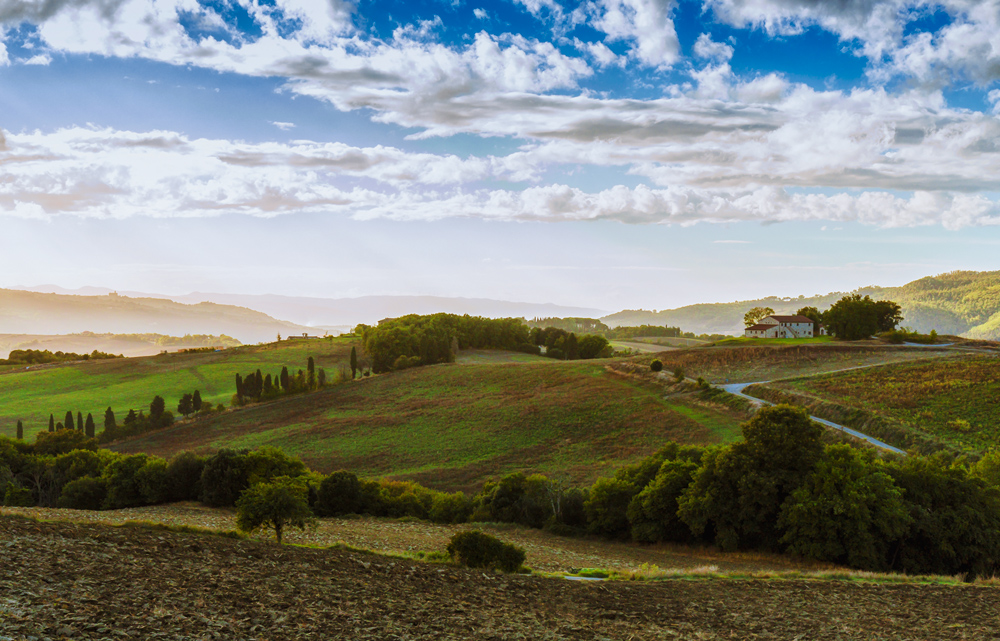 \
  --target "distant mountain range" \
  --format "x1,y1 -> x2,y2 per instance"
603,271 -> 1000,339
0,289 -> 312,344
8,270 -> 1000,341
4,287 -> 608,342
